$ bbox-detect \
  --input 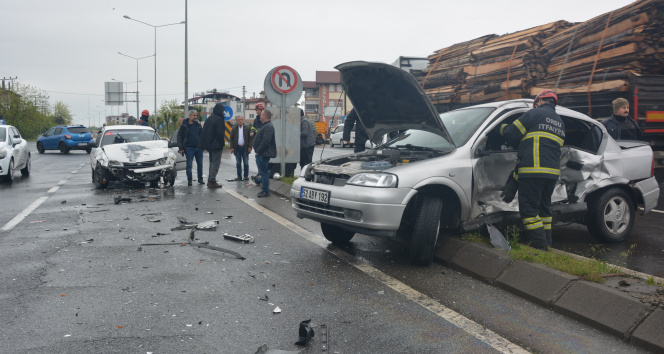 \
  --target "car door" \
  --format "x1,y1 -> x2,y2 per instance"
90,128 -> 105,170
469,109 -> 528,219
10,127 -> 27,170
42,128 -> 55,148
169,130 -> 186,171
